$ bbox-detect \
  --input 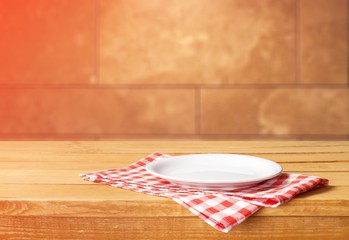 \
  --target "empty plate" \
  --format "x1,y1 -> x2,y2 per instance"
146,154 -> 282,190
